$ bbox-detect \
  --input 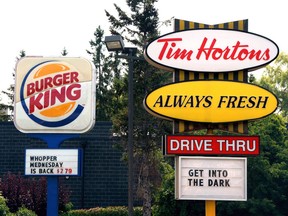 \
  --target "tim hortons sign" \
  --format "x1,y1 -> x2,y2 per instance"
14,57 -> 96,133
143,80 -> 278,123
144,29 -> 279,72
